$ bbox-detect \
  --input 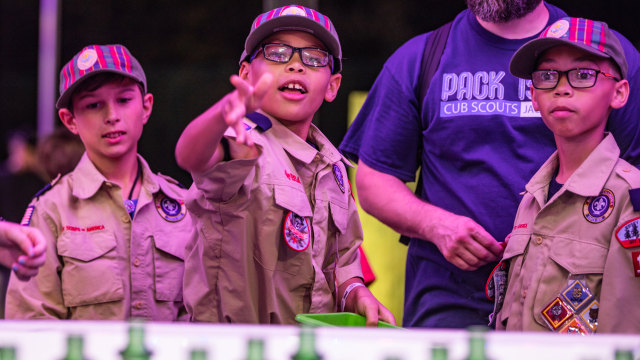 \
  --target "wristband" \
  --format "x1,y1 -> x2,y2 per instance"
340,282 -> 365,312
